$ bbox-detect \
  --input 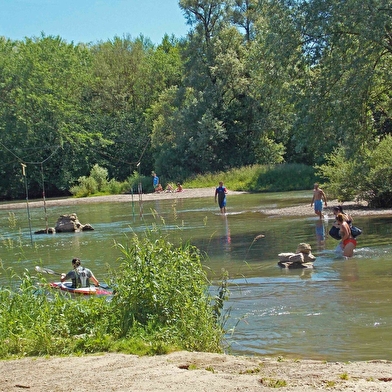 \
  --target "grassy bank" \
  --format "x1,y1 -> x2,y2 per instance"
0,231 -> 226,359
183,164 -> 317,192
70,163 -> 317,197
